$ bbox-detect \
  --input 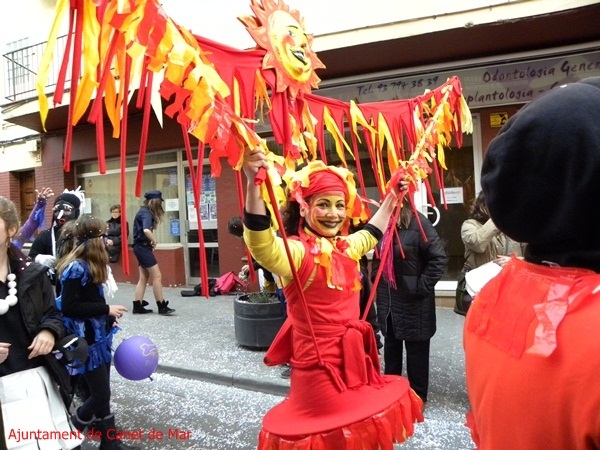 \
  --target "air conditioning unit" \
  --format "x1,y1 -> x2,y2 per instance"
26,140 -> 41,152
